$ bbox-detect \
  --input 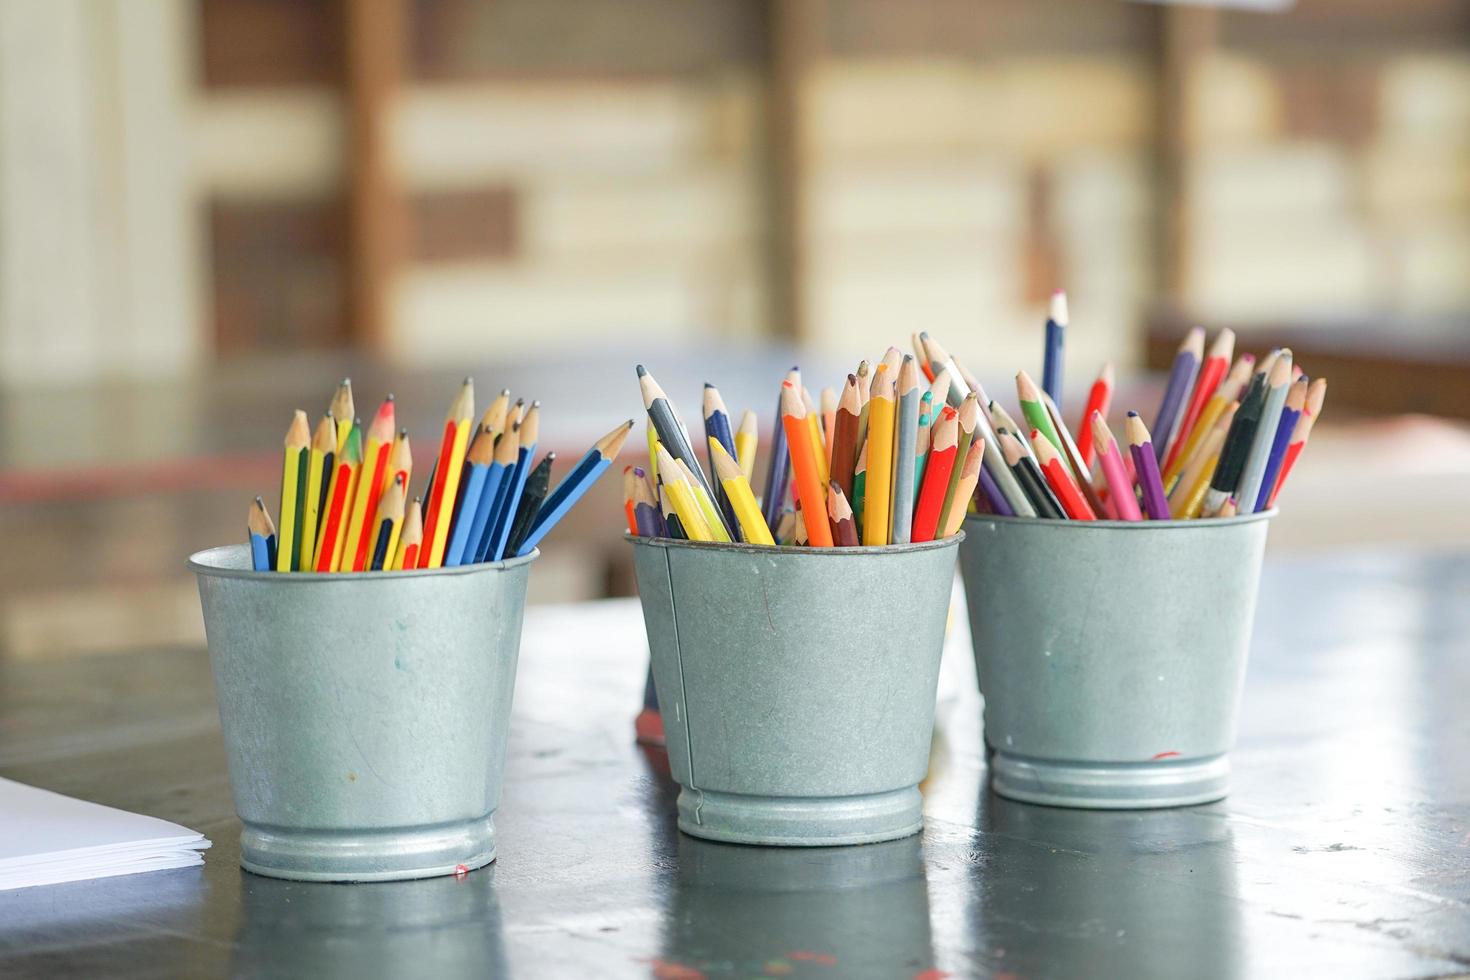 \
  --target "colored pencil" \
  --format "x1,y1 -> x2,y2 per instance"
1075,362 -> 1114,468
329,378 -> 354,455
369,474 -> 406,571
912,406 -> 959,541
487,400 -> 541,561
711,438 -> 775,545
1041,389 -> 1104,514
392,497 -> 423,571
830,374 -> 861,500
660,486 -> 688,541
851,440 -> 868,534
1001,431 -> 1064,519
517,420 -> 634,556
314,423 -> 361,572
1267,377 -> 1326,508
1165,329 -> 1234,472
780,382 -> 834,547
703,384 -> 740,538
506,452 -> 557,556
646,417 -> 662,489
735,409 -> 758,480
1090,412 -> 1142,522
761,368 -> 795,529
936,393 -> 978,538
1233,350 -> 1293,513
679,457 -> 732,544
1017,369 -> 1062,454
466,417 -> 517,564
890,356 -> 921,544
631,465 -> 661,537
1031,428 -> 1096,520
622,465 -> 640,535
1202,371 -> 1268,517
638,366 -> 729,538
343,395 -> 396,572
302,413 -> 335,569
1254,375 -> 1308,512
389,429 -> 412,494
480,388 -> 512,442
941,438 -> 984,538
1151,326 -> 1205,463
248,496 -> 277,572
911,332 -> 935,382
419,378 -> 475,568
802,383 -> 830,490
920,333 -> 972,408
977,464 -> 1014,517
793,501 -> 809,546
1170,401 -> 1239,519
1125,413 -> 1170,520
445,424 -> 498,566
828,481 -> 859,547
914,390 -> 936,494
1042,289 -> 1067,409
277,410 -> 310,572
772,508 -> 794,546
1163,353 -> 1255,488
861,365 -> 895,546
854,360 -> 872,454
654,444 -> 713,542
